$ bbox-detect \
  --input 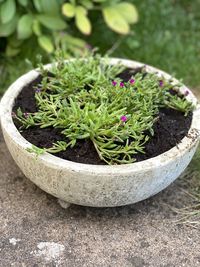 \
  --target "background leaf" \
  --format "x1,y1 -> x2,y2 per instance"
1,0 -> 16,24
40,0 -> 60,15
6,45 -> 20,56
17,0 -> 28,7
0,14 -> 18,37
81,0 -> 93,9
116,2 -> 138,24
37,15 -> 66,30
32,19 -> 41,36
38,35 -> 54,53
93,0 -> 107,2
75,6 -> 91,35
62,3 -> 75,18
33,0 -> 43,12
17,14 -> 33,39
102,6 -> 129,34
